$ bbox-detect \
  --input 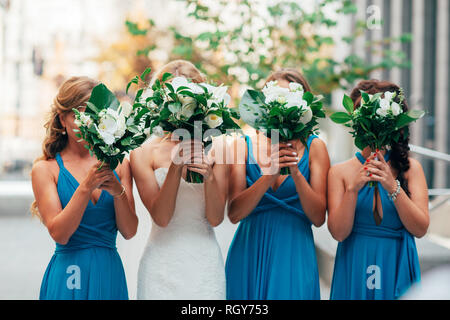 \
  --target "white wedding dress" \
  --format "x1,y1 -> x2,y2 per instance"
137,167 -> 226,300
